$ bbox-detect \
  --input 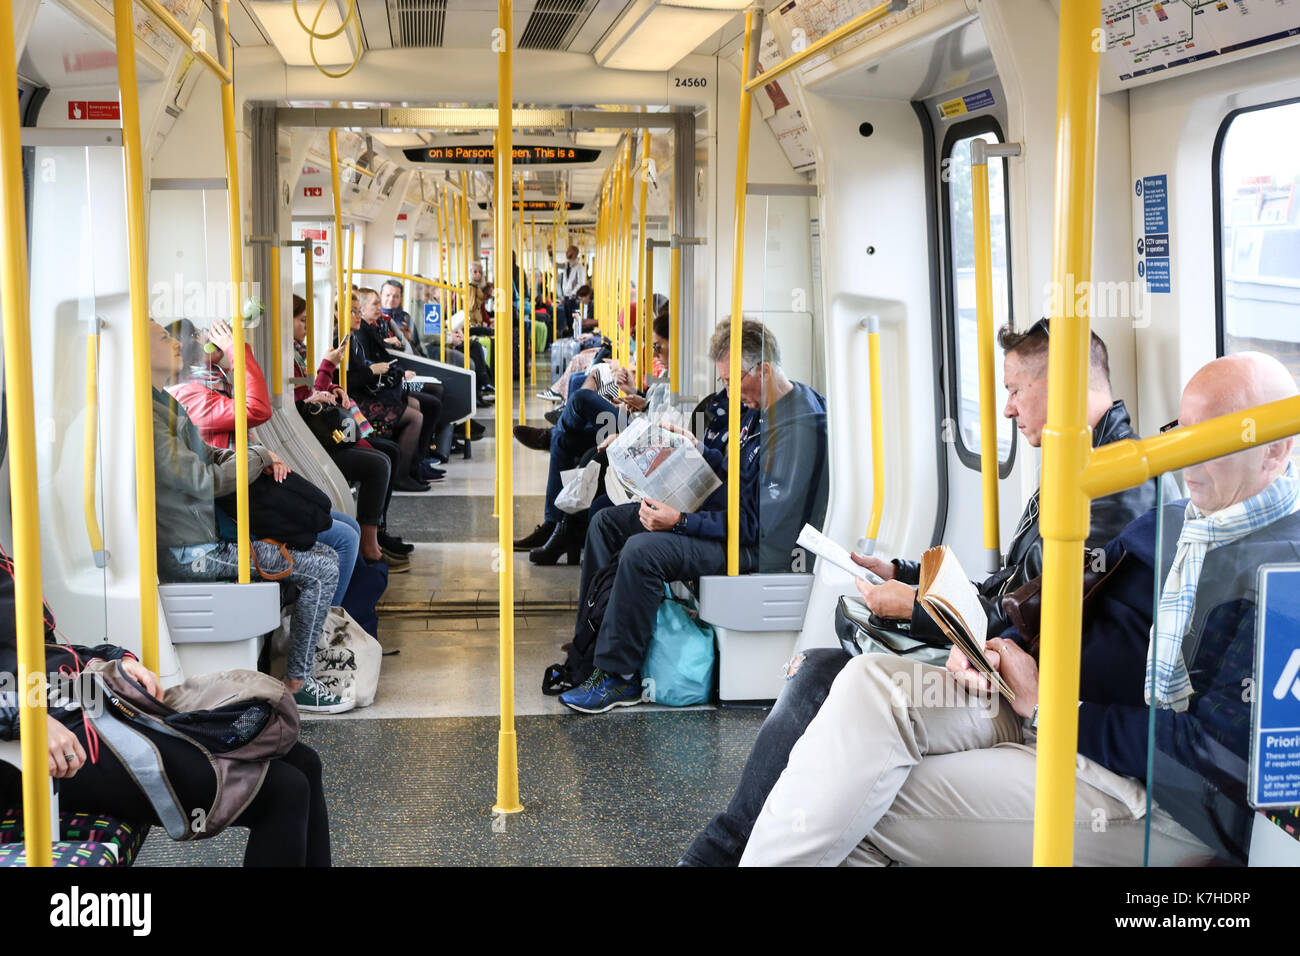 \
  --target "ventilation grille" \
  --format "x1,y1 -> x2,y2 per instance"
389,0 -> 447,49
519,0 -> 589,51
